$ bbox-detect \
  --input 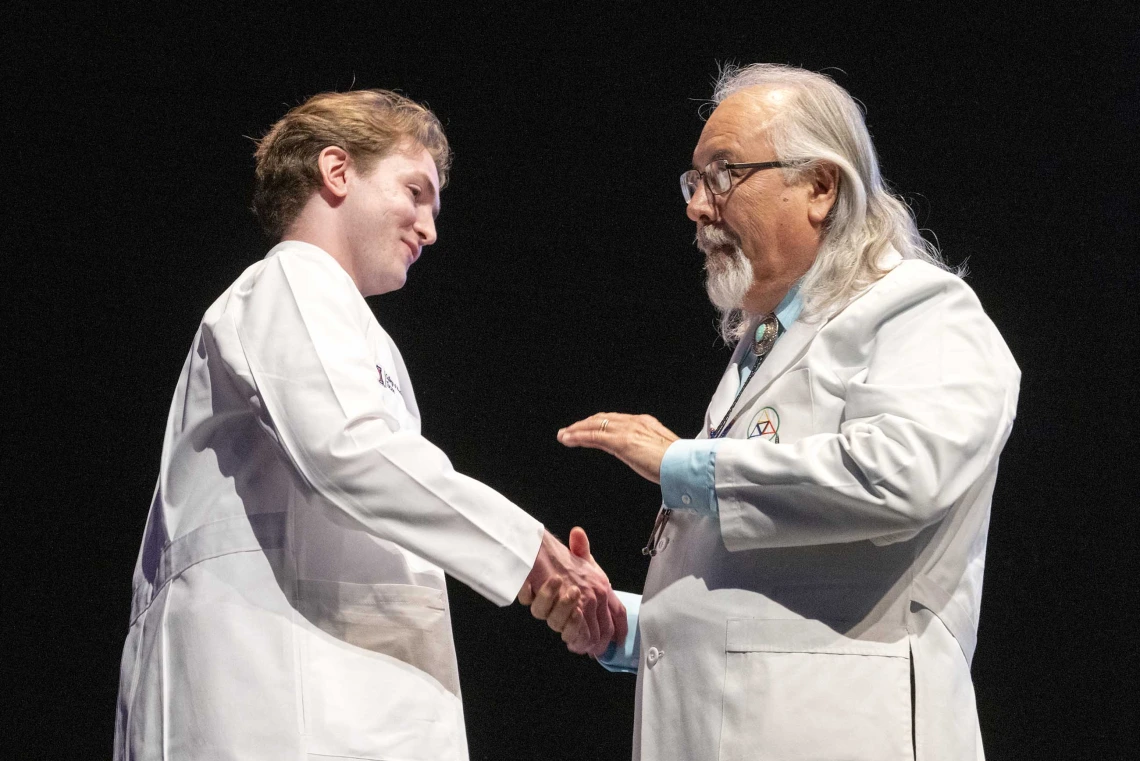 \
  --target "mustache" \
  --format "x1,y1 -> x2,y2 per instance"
695,225 -> 740,254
